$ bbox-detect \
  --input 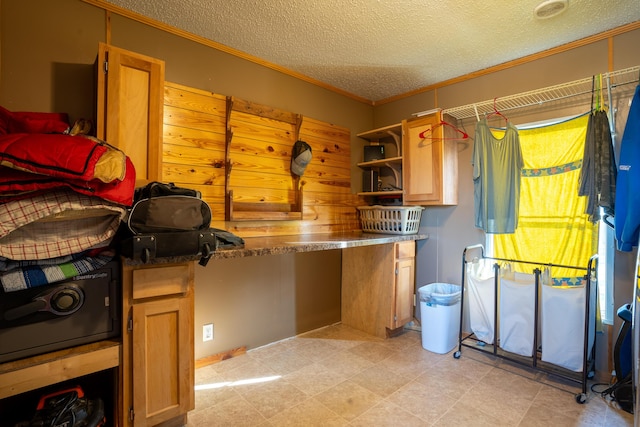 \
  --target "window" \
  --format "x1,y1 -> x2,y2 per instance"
597,214 -> 614,325
486,113 -> 612,323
